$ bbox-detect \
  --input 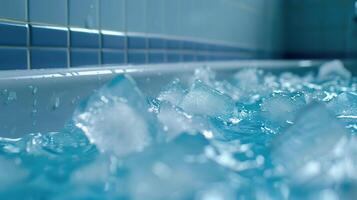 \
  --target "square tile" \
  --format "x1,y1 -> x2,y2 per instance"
0,48 -> 27,70
126,0 -> 146,32
127,36 -> 147,49
102,50 -> 125,65
0,0 -> 26,20
148,52 -> 165,63
29,0 -> 67,25
71,49 -> 99,67
101,32 -> 125,49
31,49 -> 68,69
0,22 -> 27,46
30,25 -> 68,47
128,51 -> 146,64
167,52 -> 181,62
69,0 -> 99,29
148,37 -> 166,49
147,0 -> 164,34
70,29 -> 100,48
100,0 -> 125,31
